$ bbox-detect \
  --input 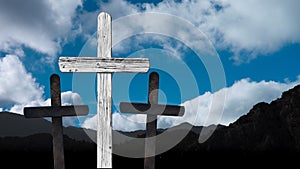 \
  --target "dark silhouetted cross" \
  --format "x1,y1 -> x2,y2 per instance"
24,74 -> 89,169
120,72 -> 185,169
